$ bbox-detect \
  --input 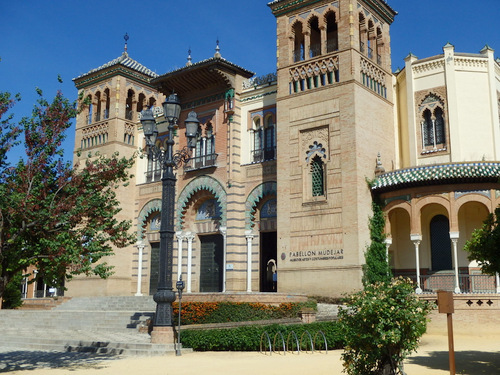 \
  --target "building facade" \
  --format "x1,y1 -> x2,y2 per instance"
64,0 -> 500,299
